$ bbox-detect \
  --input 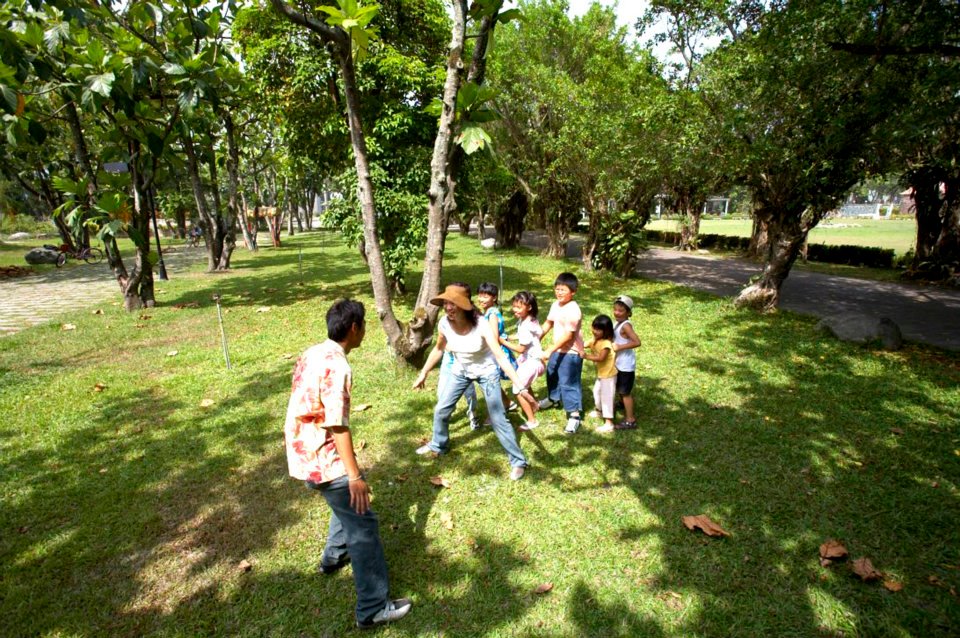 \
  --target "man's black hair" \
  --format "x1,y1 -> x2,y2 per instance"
554,272 -> 579,292
478,281 -> 499,298
327,298 -> 365,342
